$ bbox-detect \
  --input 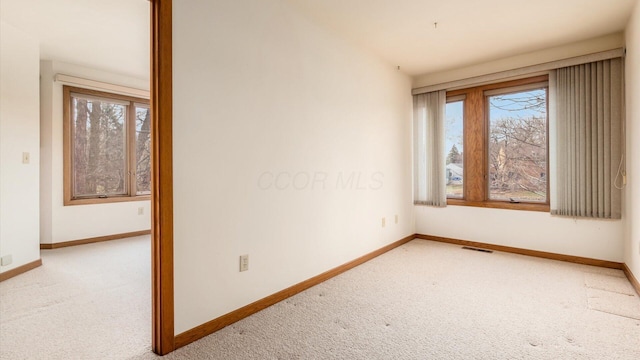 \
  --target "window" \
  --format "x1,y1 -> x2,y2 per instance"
446,75 -> 549,211
445,97 -> 464,198
63,86 -> 151,205
487,87 -> 547,202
